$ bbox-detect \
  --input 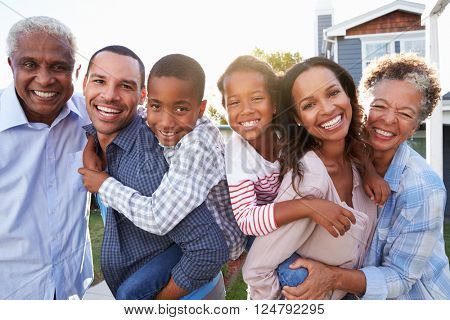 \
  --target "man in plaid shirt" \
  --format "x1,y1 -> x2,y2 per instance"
79,47 -> 229,299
